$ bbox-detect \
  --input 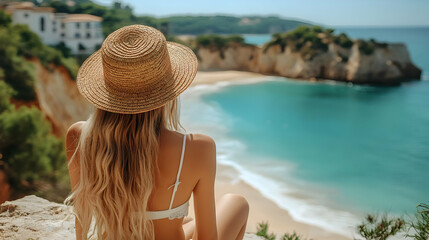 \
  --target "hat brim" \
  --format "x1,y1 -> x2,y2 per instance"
77,42 -> 198,114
